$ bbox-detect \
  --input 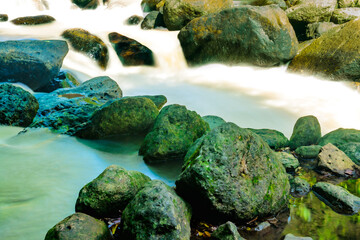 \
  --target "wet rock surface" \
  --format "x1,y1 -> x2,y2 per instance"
11,15 -> 55,25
